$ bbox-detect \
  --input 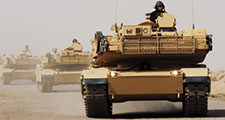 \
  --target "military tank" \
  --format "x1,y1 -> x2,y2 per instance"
0,56 -> 9,80
36,40 -> 91,92
2,46 -> 40,85
81,12 -> 213,117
